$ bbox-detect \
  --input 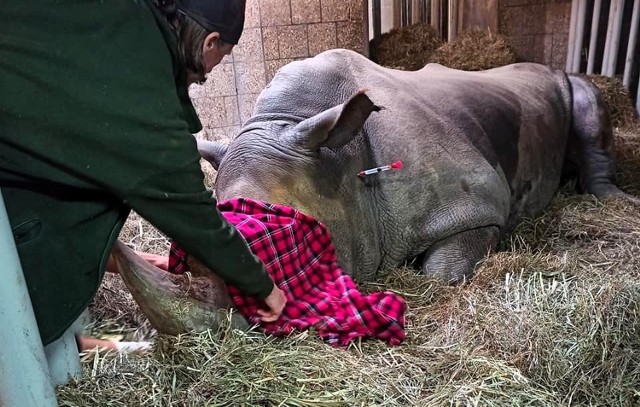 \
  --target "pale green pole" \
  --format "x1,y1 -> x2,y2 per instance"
0,189 -> 58,407
44,324 -> 82,386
